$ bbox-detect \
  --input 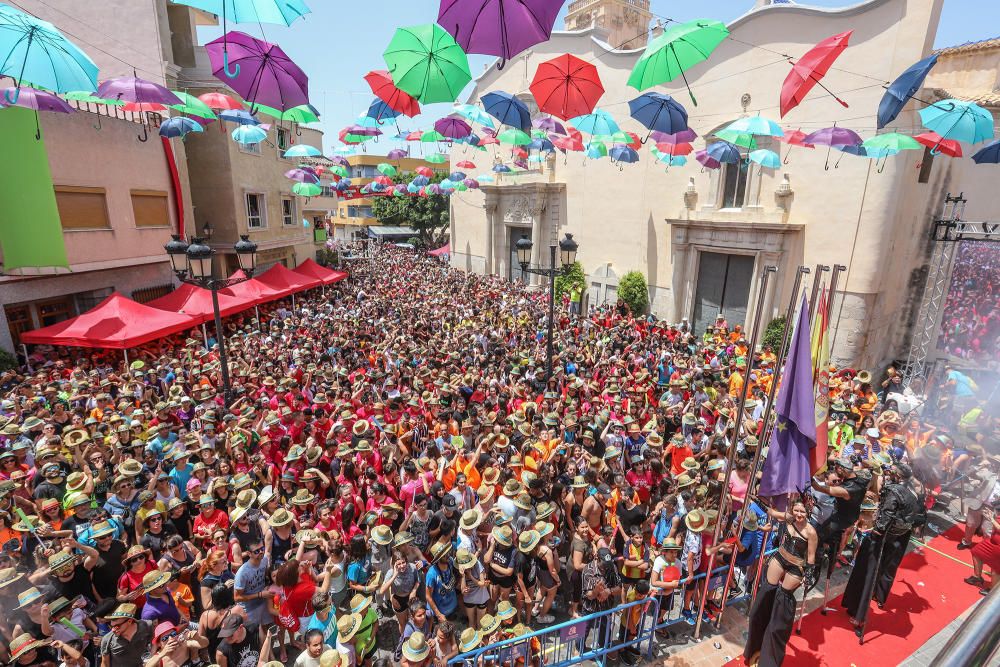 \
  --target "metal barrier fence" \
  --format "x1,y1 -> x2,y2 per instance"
448,551 -> 772,667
